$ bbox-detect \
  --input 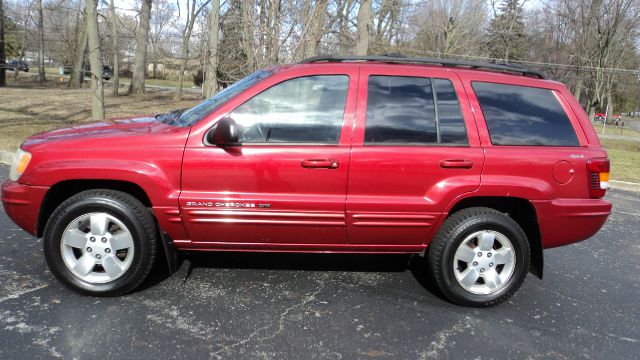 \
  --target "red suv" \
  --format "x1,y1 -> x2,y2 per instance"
2,56 -> 611,307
